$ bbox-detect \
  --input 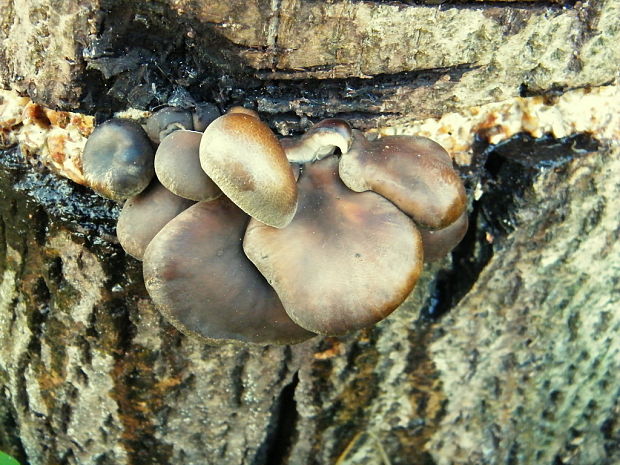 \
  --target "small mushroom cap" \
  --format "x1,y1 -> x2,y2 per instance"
243,156 -> 424,335
281,118 -> 353,163
143,198 -> 314,345
191,102 -> 220,132
155,130 -> 221,201
116,180 -> 195,260
199,112 -> 298,228
145,107 -> 194,144
339,131 -> 467,229
82,118 -> 155,200
420,211 -> 469,262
